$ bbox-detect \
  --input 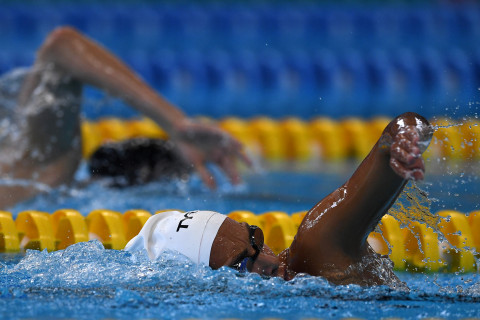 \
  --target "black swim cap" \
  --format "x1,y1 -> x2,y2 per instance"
88,138 -> 192,187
